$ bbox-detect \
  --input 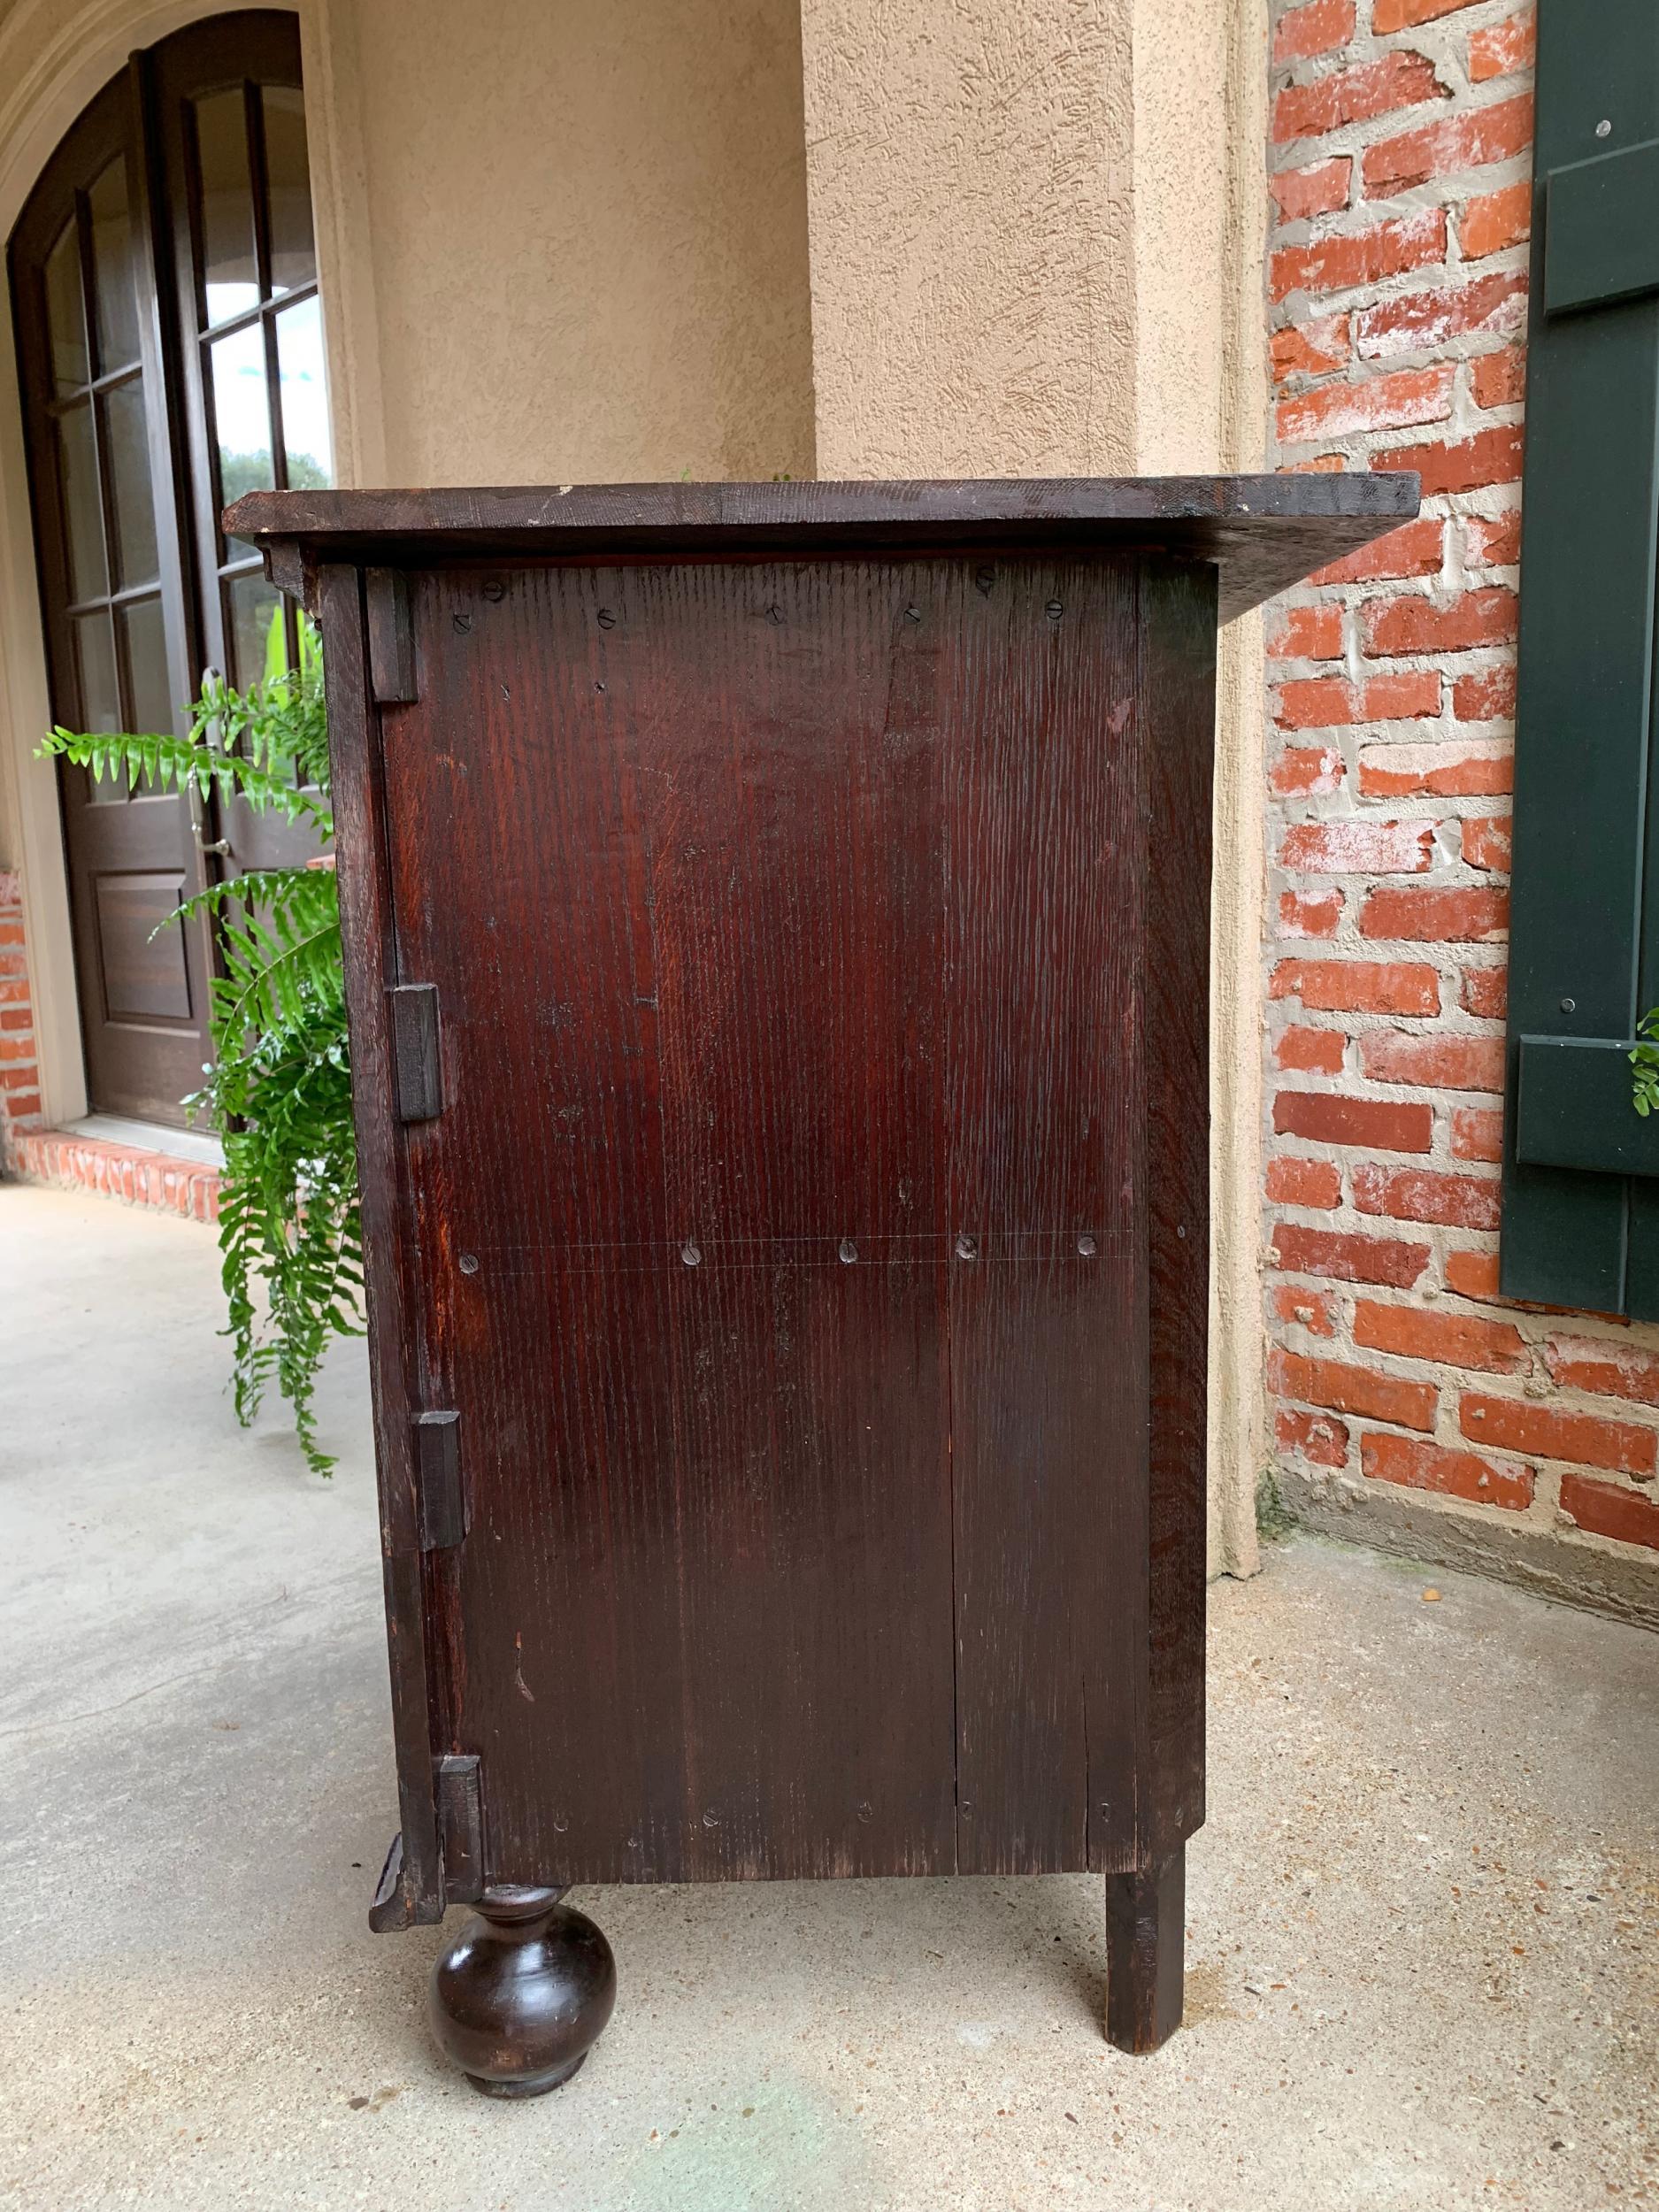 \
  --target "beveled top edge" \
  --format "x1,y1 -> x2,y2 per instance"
227,473 -> 1421,623
227,472 -> 1417,543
